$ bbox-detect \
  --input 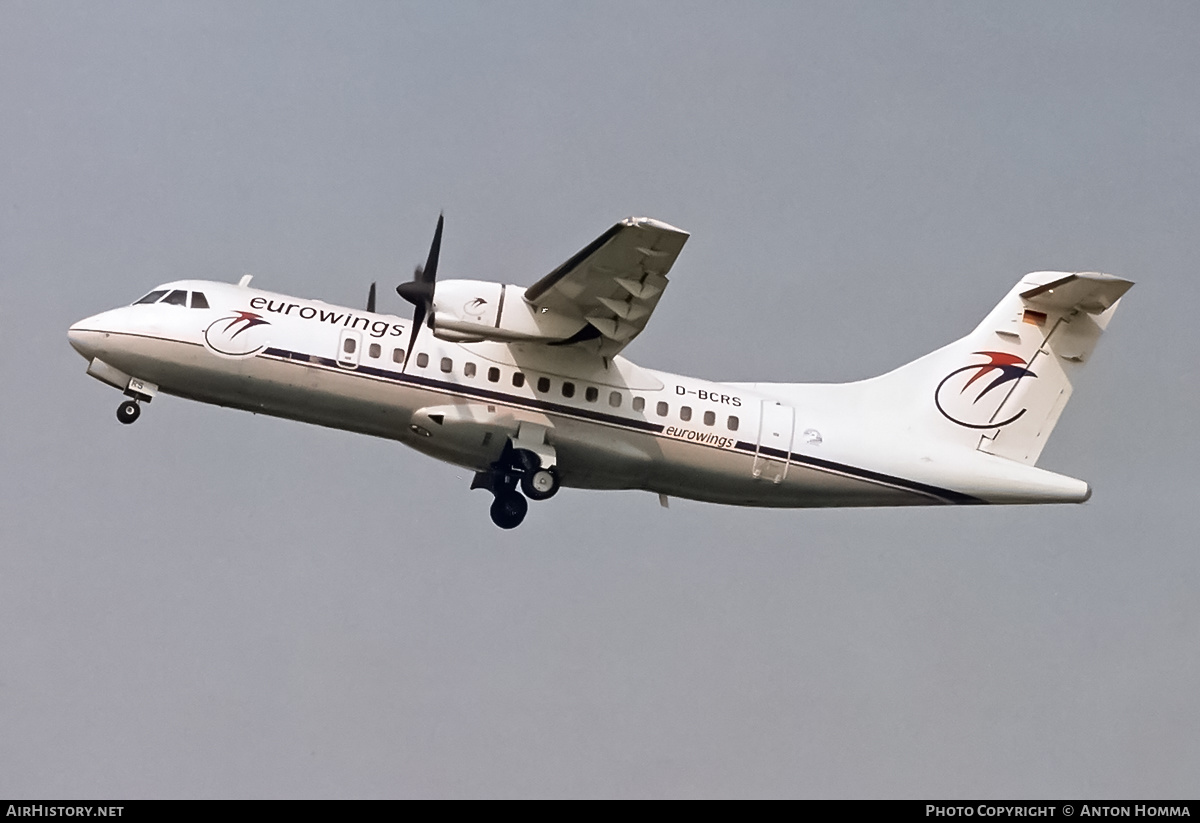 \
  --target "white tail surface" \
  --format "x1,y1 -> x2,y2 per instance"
744,271 -> 1131,472
873,271 -> 1133,465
